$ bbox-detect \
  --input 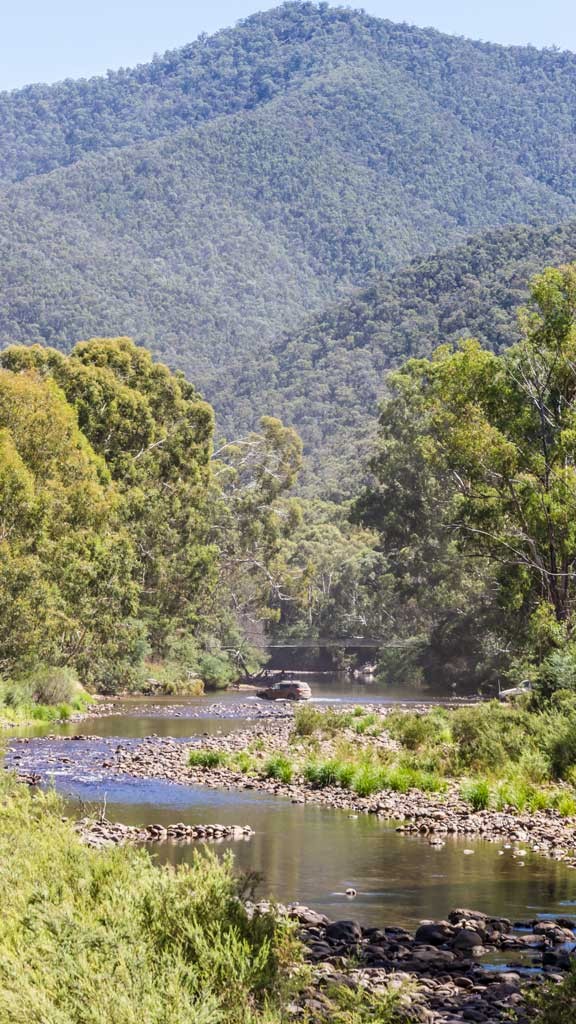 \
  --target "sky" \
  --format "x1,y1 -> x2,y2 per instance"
2,1 -> 576,92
